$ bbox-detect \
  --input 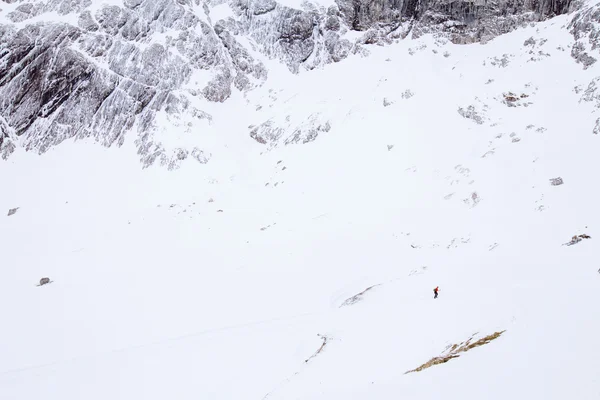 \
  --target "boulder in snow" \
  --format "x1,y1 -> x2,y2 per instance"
549,177 -> 564,186
38,277 -> 51,286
